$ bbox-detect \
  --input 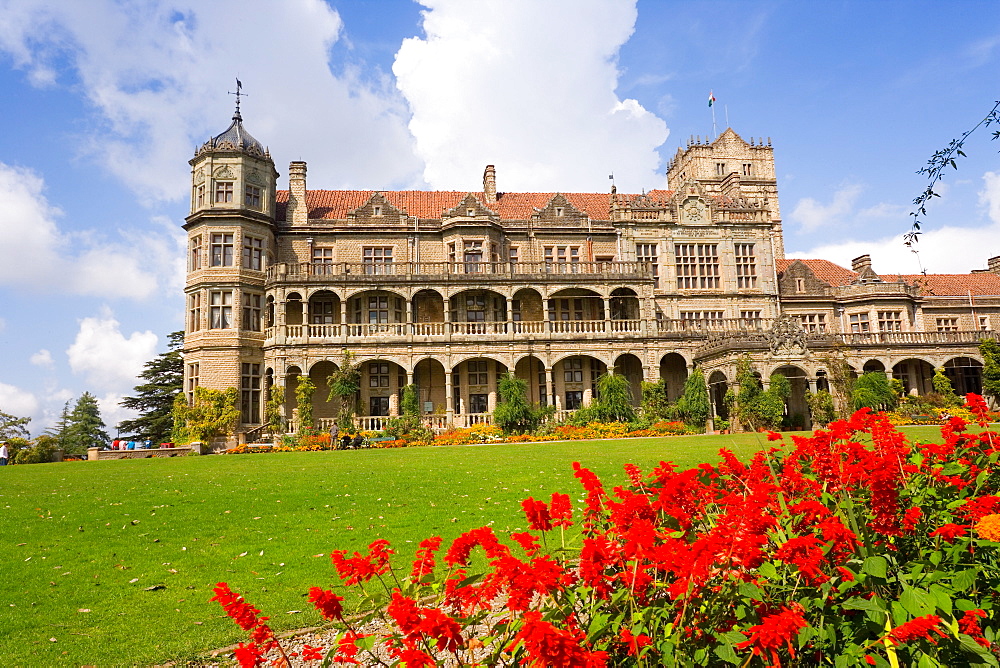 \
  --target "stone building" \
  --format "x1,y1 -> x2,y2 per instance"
182,107 -> 1000,438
